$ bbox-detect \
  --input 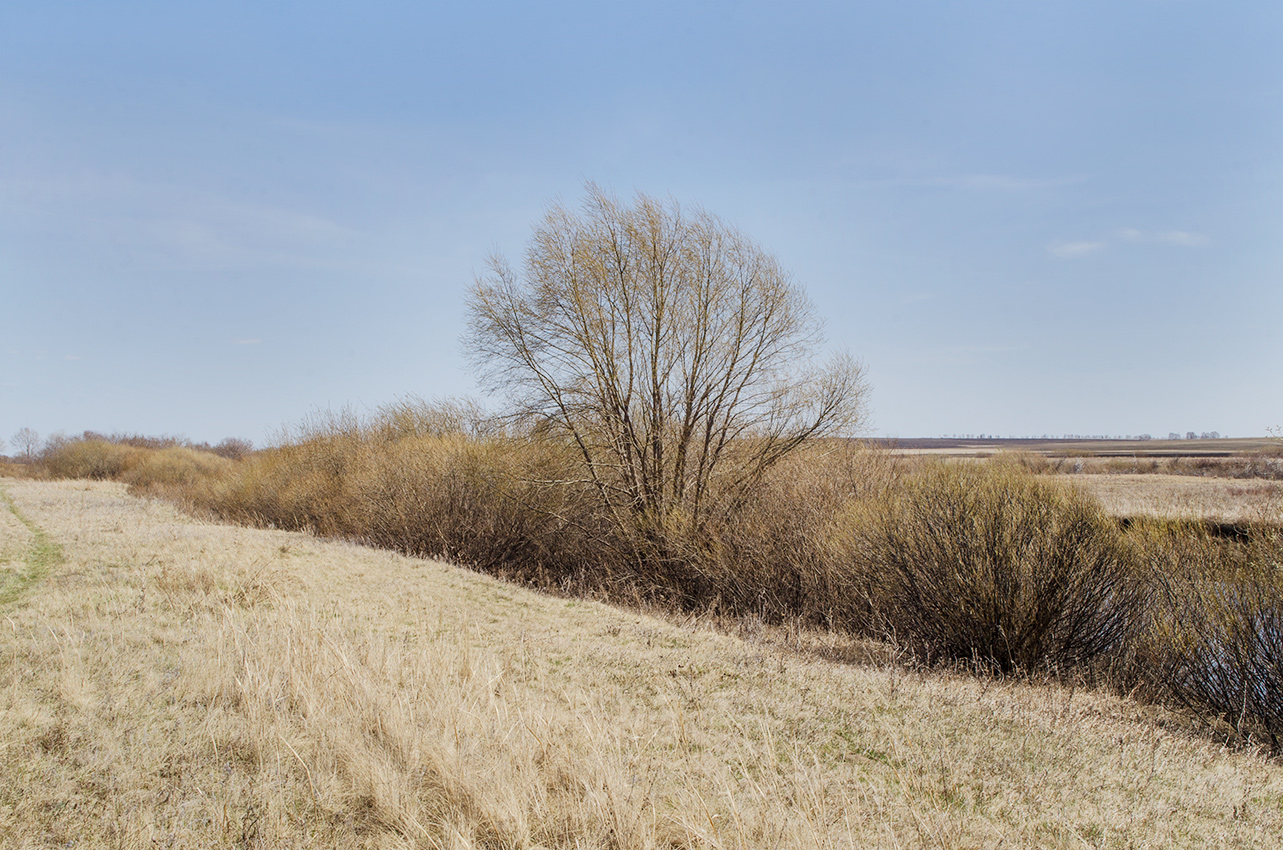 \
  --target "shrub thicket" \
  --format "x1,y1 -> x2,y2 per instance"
23,405 -> 1283,755
24,431 -> 252,484
184,406 -> 615,593
848,462 -> 1141,674
697,444 -> 898,624
1132,524 -> 1283,752
122,447 -> 235,499
41,439 -> 143,480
